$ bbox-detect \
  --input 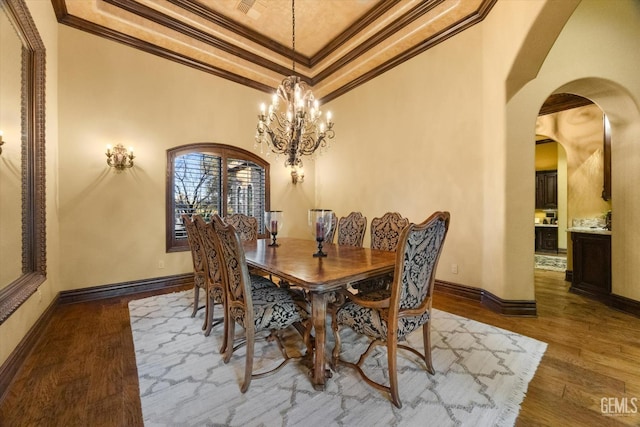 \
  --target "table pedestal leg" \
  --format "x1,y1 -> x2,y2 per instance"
310,291 -> 331,390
